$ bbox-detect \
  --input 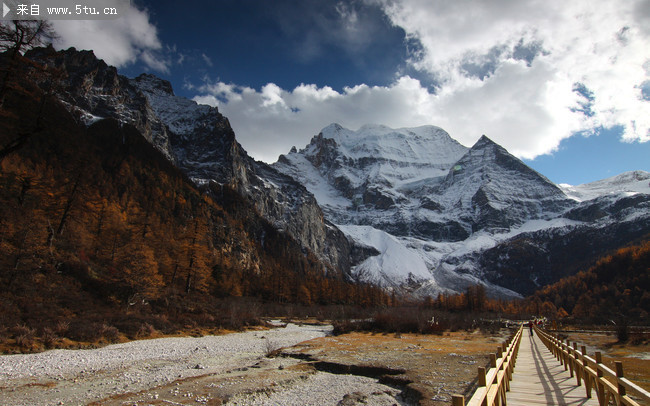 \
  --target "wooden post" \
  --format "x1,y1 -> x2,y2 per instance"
452,395 -> 465,406
567,340 -> 575,377
476,366 -> 488,406
505,349 -> 512,392
573,342 -> 581,386
595,352 -> 604,378
595,352 -> 605,404
582,345 -> 591,398
490,353 -> 497,369
569,340 -> 575,376
615,361 -> 627,398
478,366 -> 487,387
